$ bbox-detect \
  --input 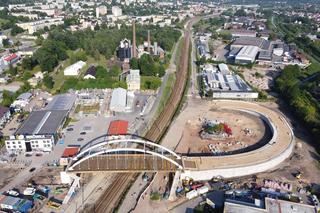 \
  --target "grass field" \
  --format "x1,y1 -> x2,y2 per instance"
0,18 -> 9,29
141,76 -> 162,90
